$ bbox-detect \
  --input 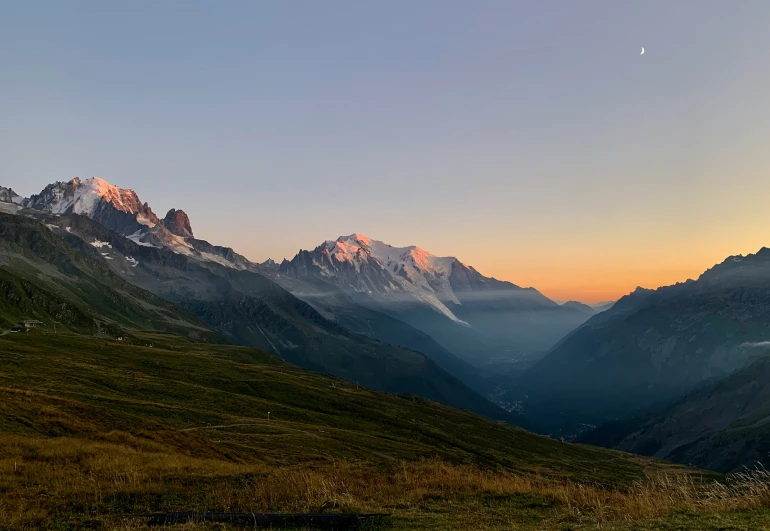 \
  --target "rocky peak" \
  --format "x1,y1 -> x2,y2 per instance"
0,186 -> 23,204
260,258 -> 279,270
162,208 -> 194,238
